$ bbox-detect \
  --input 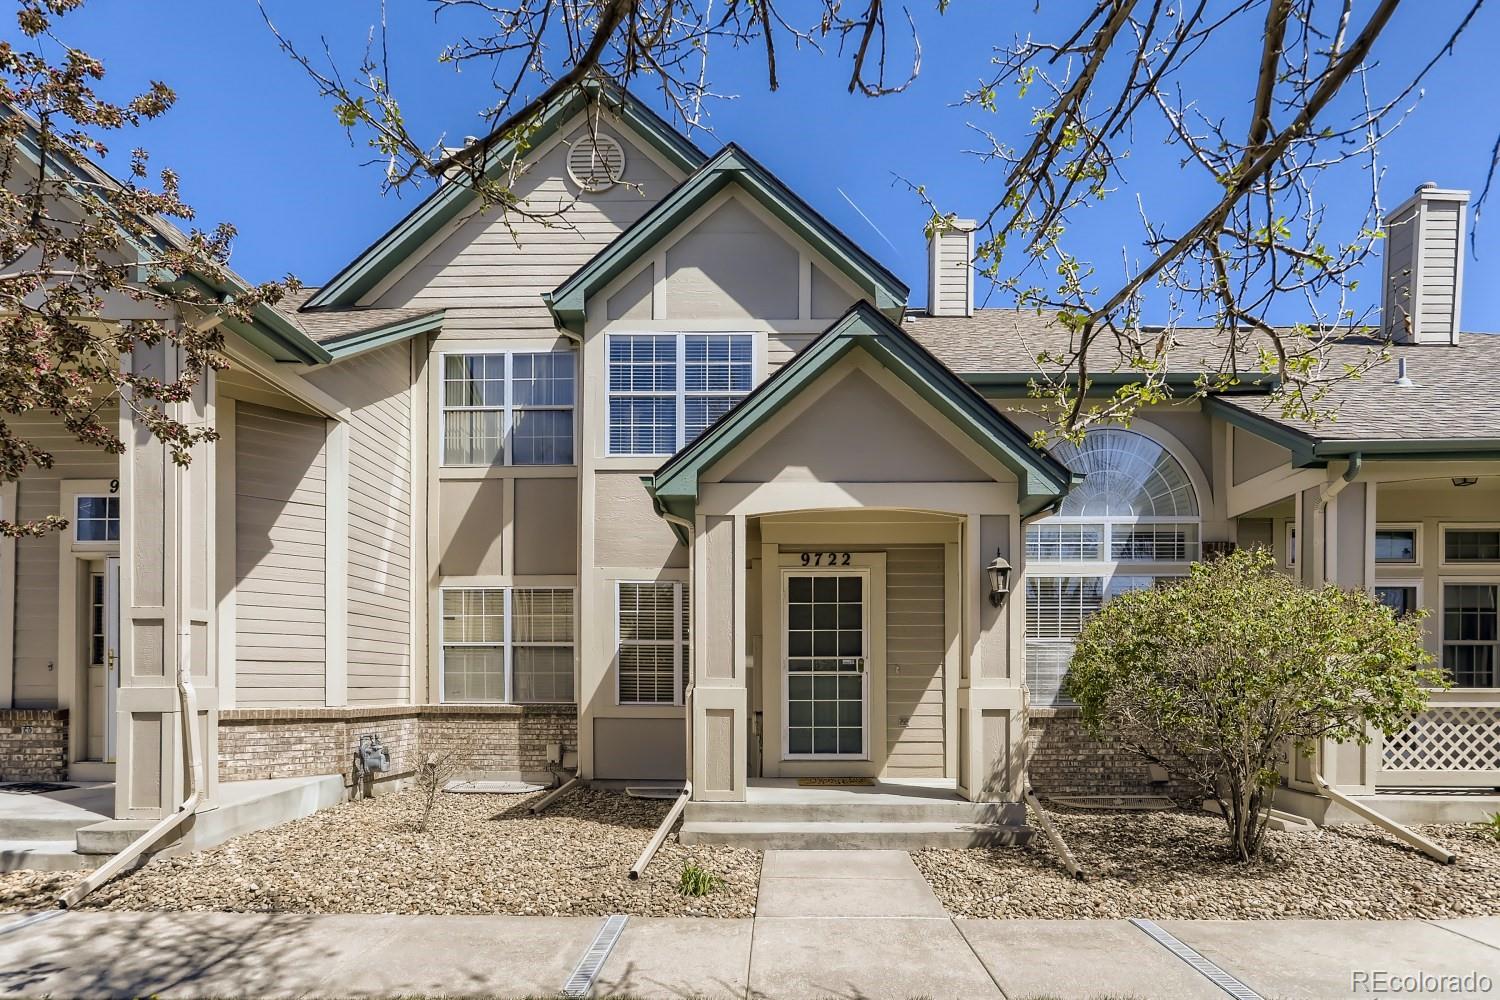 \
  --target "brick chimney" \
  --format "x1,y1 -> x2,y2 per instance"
1382,182 -> 1470,345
